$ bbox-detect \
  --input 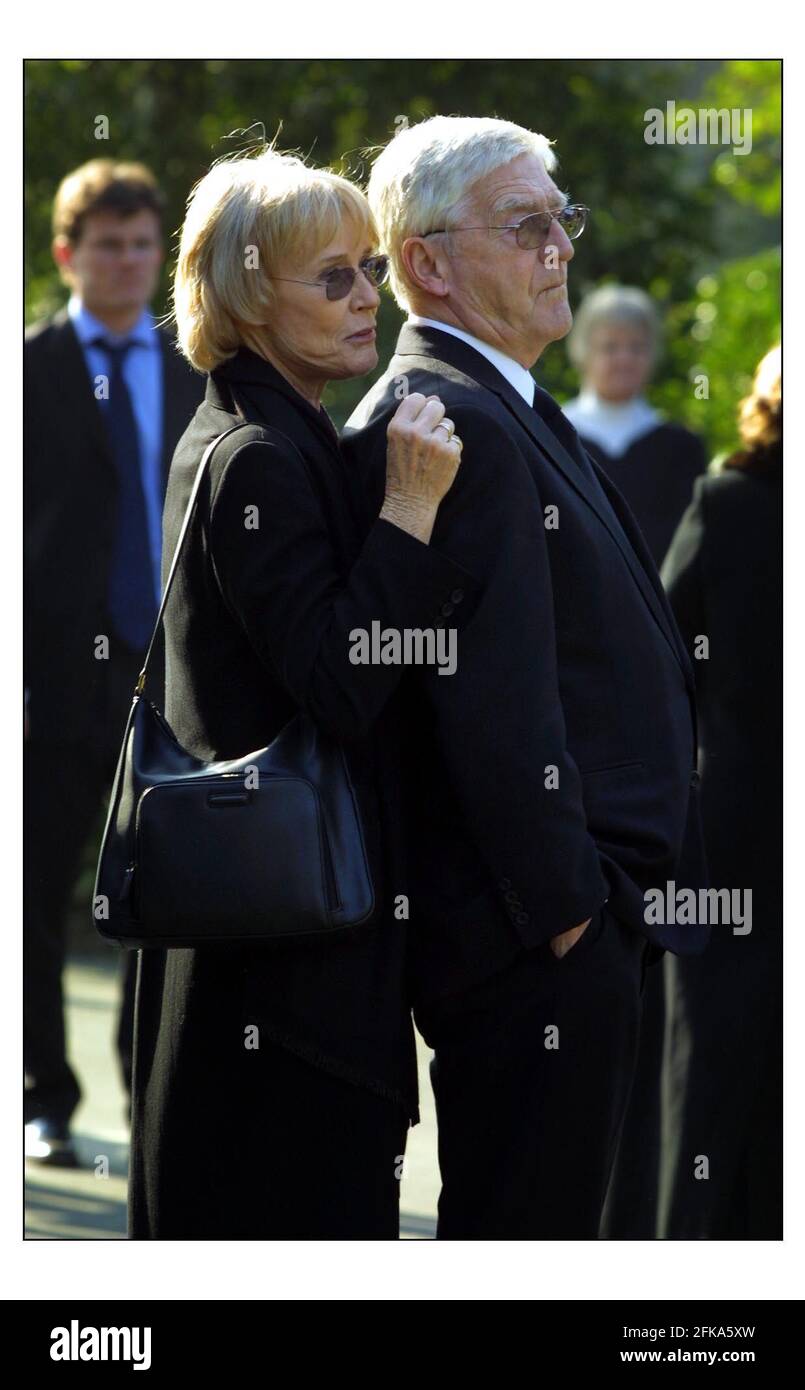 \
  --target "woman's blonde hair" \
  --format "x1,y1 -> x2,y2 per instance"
172,145 -> 375,372
738,344 -> 781,452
